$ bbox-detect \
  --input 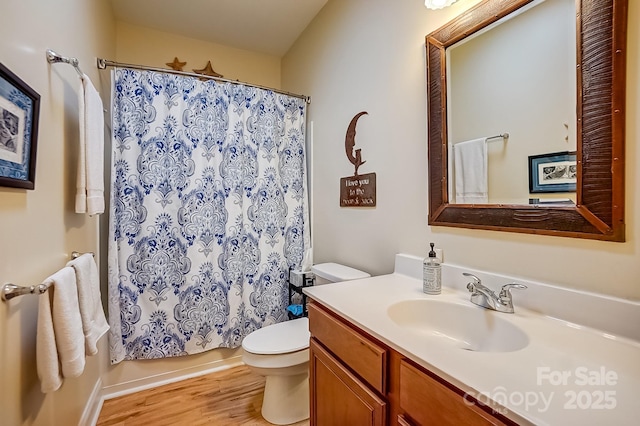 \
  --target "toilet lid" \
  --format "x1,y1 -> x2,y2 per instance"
311,262 -> 370,282
242,317 -> 310,355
